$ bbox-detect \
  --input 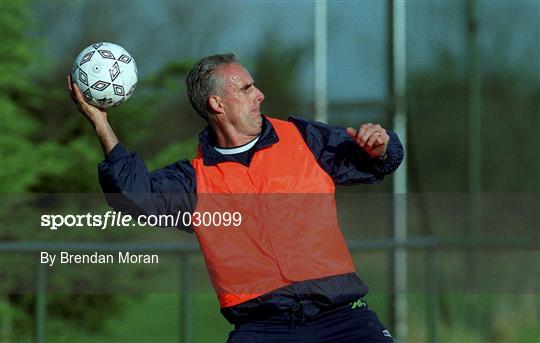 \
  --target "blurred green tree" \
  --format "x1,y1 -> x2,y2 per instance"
0,2 -> 197,340
1,2 -> 47,192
